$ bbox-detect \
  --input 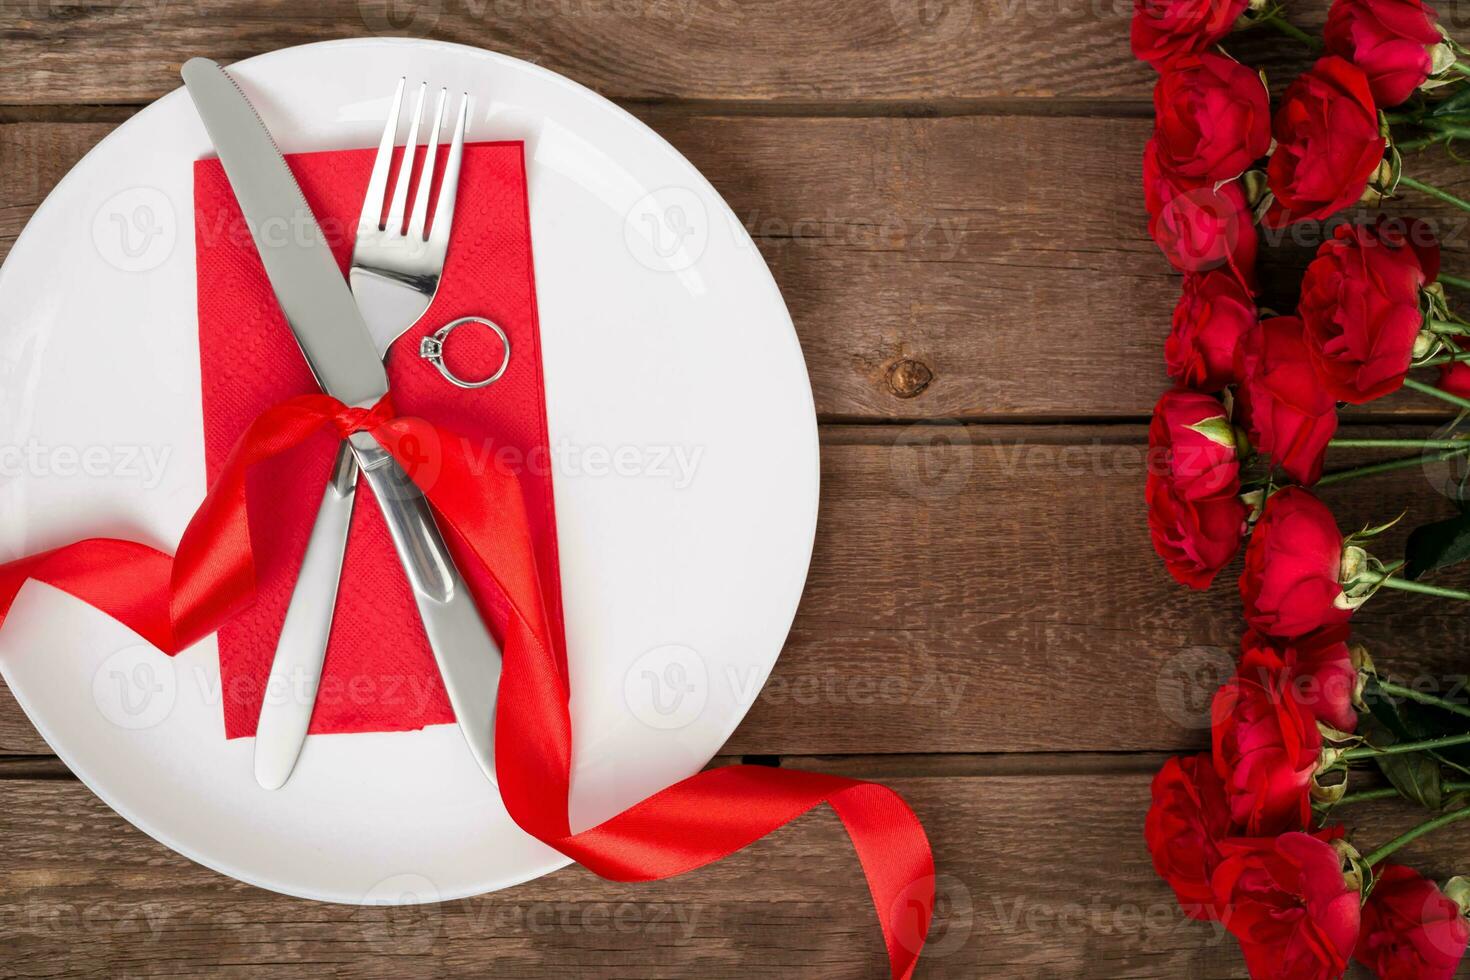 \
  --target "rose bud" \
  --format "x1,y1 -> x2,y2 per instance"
1325,0 -> 1454,108
1144,142 -> 1259,285
1439,360 -> 1470,399
1147,476 -> 1249,588
1152,52 -> 1272,183
1240,627 -> 1358,733
1355,864 -> 1470,980
1235,316 -> 1340,486
1300,217 -> 1442,404
1167,270 -> 1257,391
1131,0 -> 1252,70
1149,389 -> 1241,500
1240,487 -> 1354,638
1212,643 -> 1324,834
1266,57 -> 1388,227
1145,754 -> 1237,921
1211,832 -> 1362,980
